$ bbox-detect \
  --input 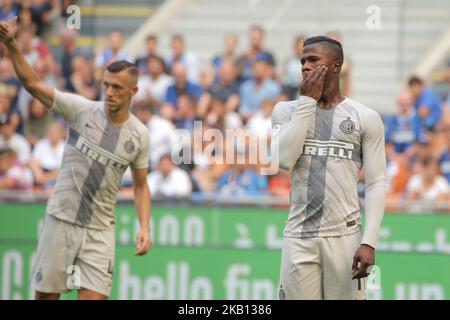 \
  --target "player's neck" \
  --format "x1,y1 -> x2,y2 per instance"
318,85 -> 344,110
105,107 -> 130,126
